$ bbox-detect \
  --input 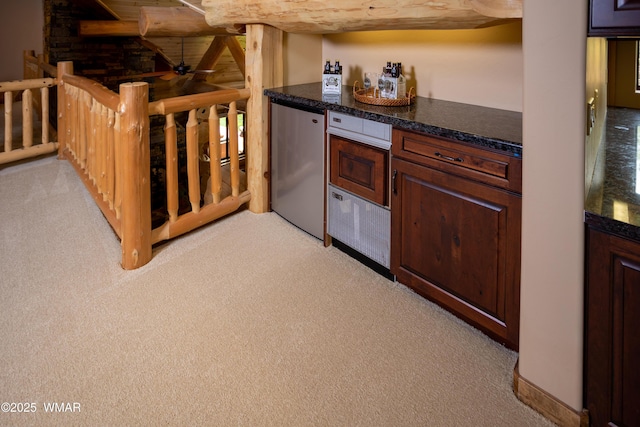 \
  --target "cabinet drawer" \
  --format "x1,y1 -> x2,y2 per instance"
392,129 -> 522,193
330,135 -> 389,206
328,111 -> 391,144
